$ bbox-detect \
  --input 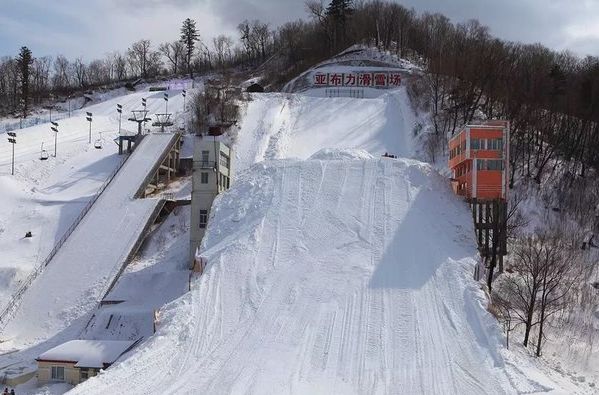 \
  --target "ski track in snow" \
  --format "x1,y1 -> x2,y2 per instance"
0,73 -> 576,394
72,156 -> 524,394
